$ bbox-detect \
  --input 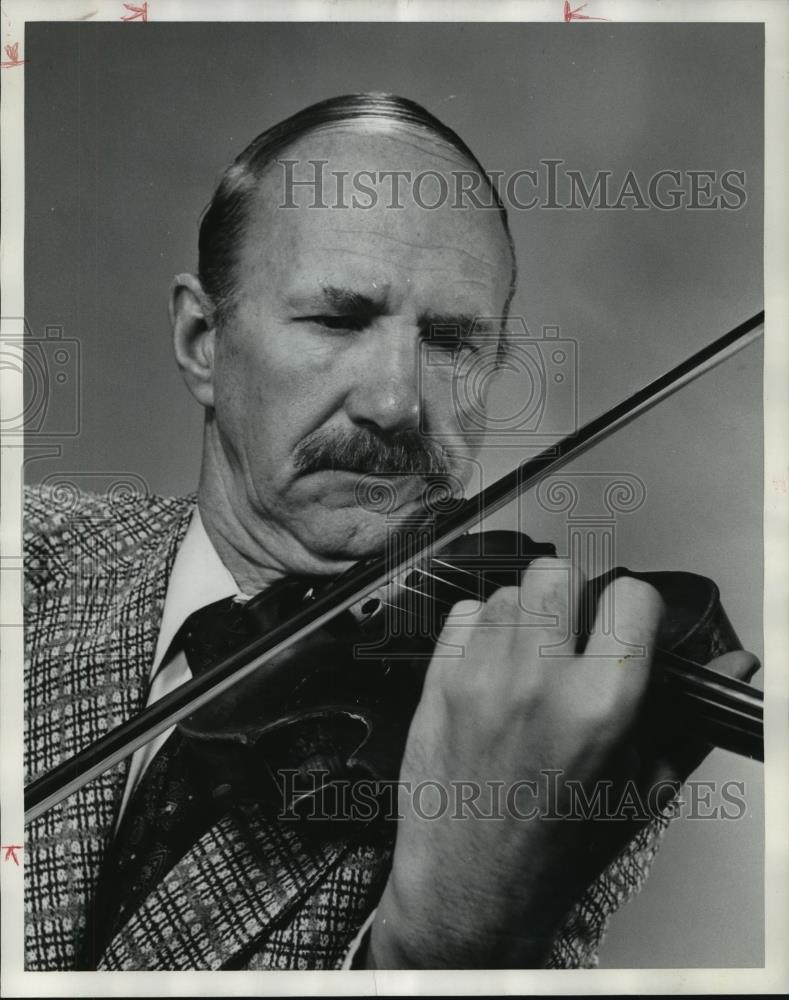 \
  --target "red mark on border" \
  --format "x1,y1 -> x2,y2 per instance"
2,845 -> 23,865
121,2 -> 148,21
1,42 -> 26,69
563,1 -> 608,21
